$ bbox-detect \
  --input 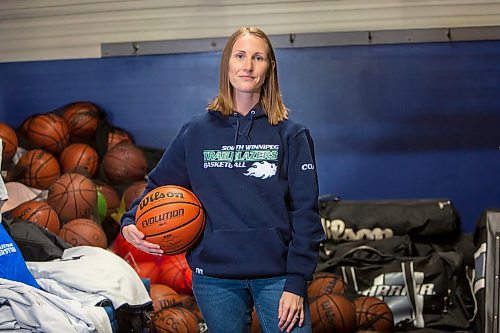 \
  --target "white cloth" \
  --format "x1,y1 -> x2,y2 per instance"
0,141 -> 8,208
27,246 -> 152,310
0,278 -> 111,333
0,182 -> 43,213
